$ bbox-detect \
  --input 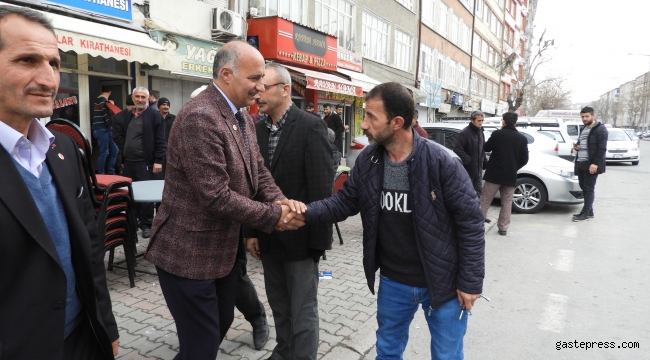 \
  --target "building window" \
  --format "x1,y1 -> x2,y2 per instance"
486,80 -> 493,100
473,33 -> 481,57
498,0 -> 505,8
459,65 -> 468,94
506,26 -> 515,47
521,15 -> 527,32
520,40 -> 525,56
471,71 -> 478,95
476,0 -> 484,19
496,21 -> 502,41
447,60 -> 457,90
437,53 -> 447,86
481,40 -> 488,62
451,14 -> 459,45
316,0 -> 353,50
395,0 -> 413,11
459,0 -> 474,13
438,3 -> 449,37
488,46 -> 495,67
419,43 -> 435,82
479,76 -> 486,97
462,23 -> 471,52
394,29 -> 412,71
519,64 -> 524,81
362,11 -> 389,63
483,6 -> 492,29
260,0 -> 303,23
422,0 -> 436,28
